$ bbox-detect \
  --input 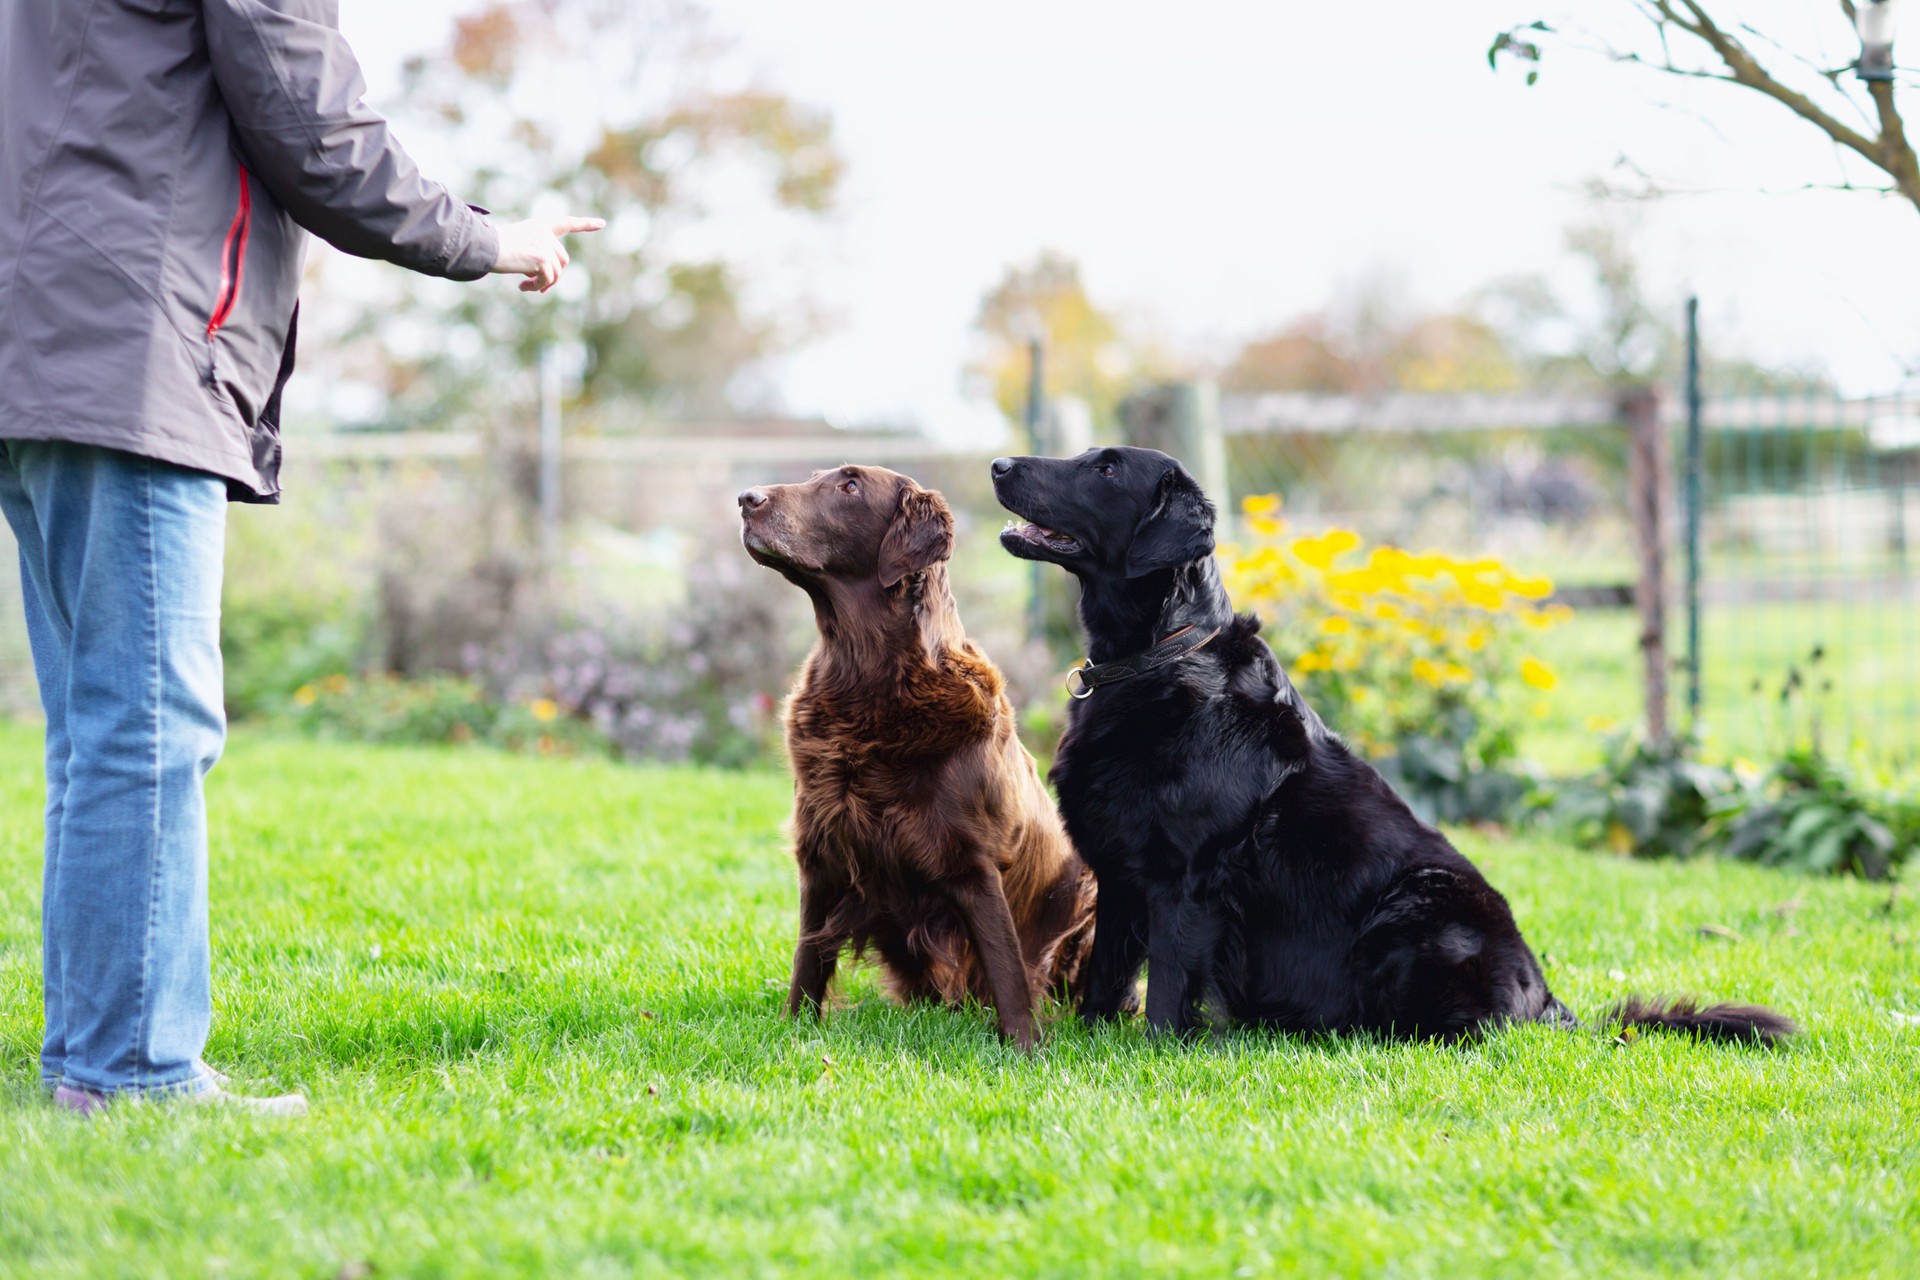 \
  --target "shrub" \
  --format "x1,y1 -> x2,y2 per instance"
285,672 -> 605,757
221,596 -> 366,723
1544,735 -> 1735,859
1712,747 -> 1918,880
1222,496 -> 1567,823
222,494 -> 375,720
478,555 -> 800,767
